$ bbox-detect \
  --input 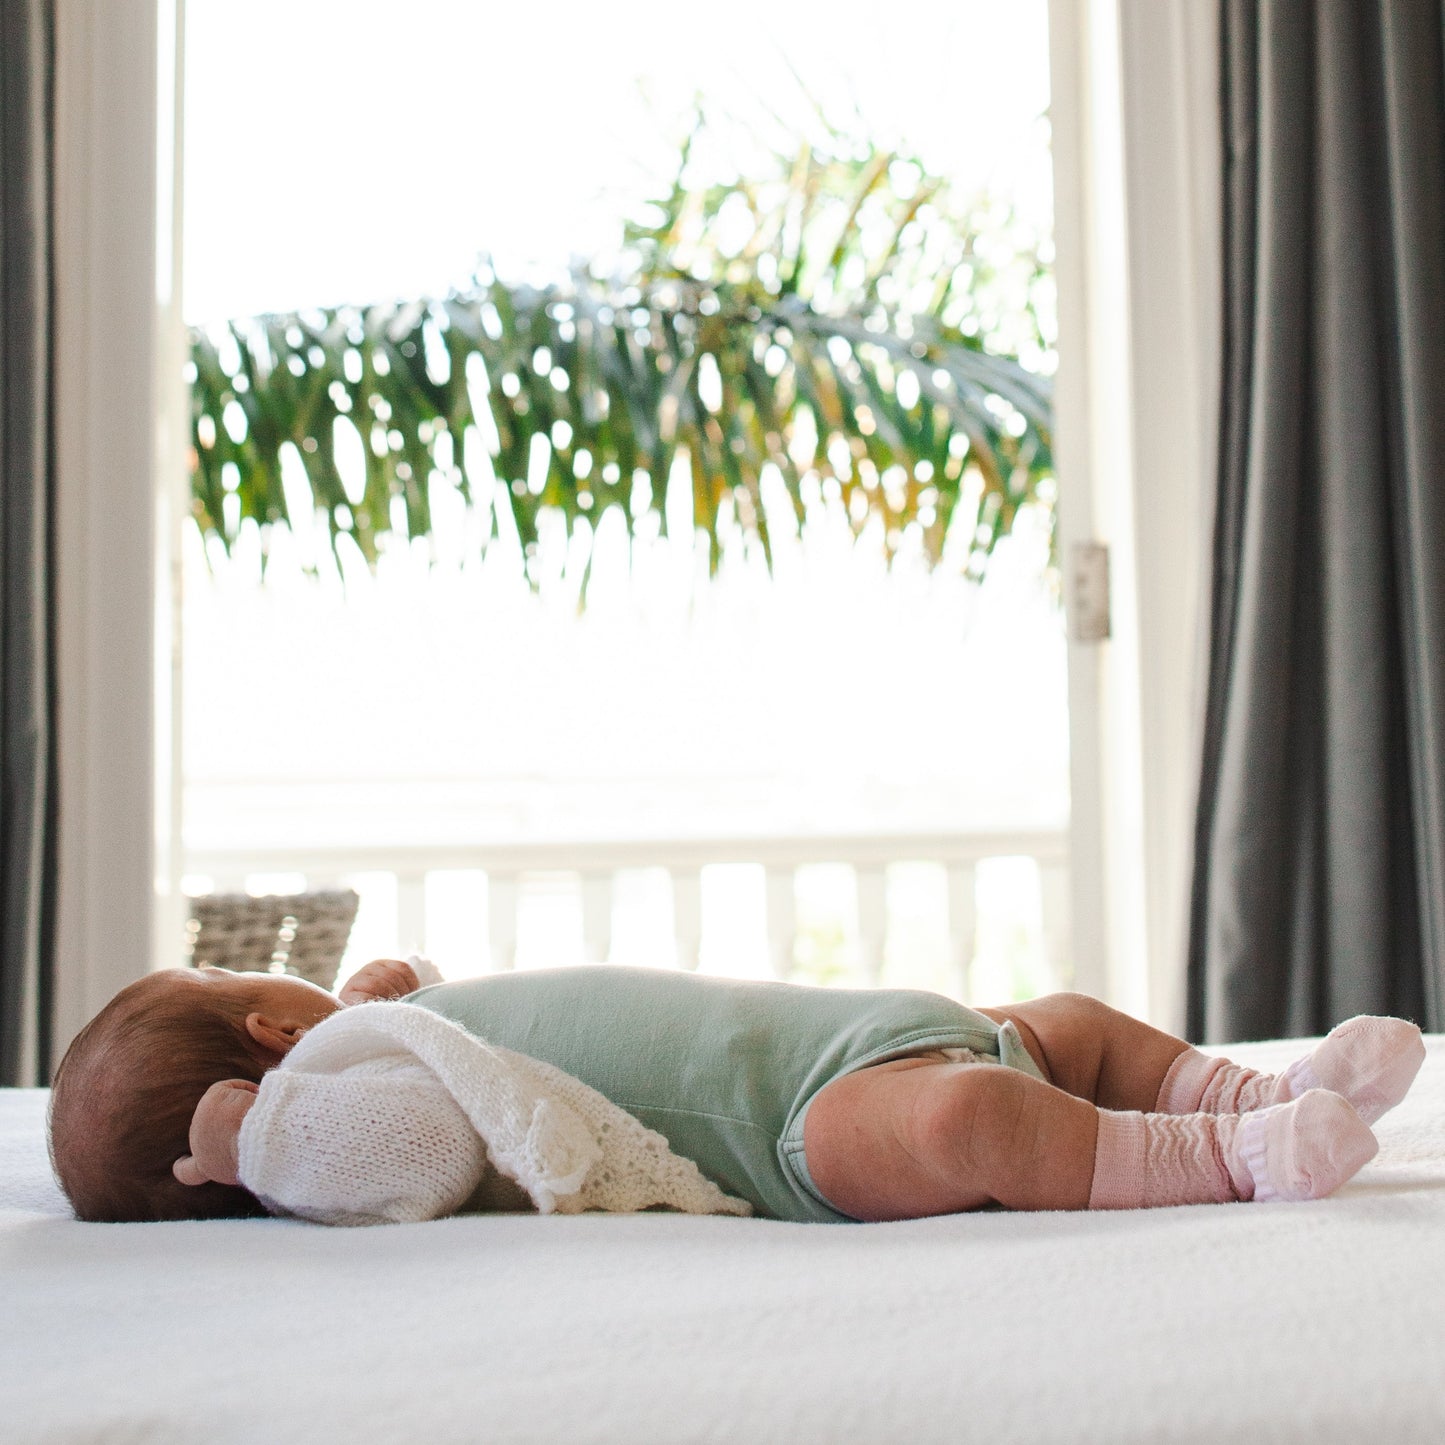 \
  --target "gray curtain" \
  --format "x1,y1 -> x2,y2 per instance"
1189,0 -> 1445,1041
0,0 -> 58,1086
